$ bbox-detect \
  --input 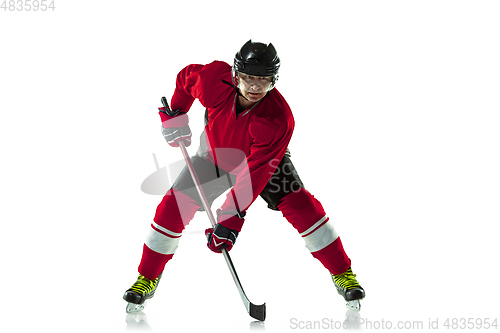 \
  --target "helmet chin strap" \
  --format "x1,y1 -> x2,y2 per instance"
221,79 -> 250,101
